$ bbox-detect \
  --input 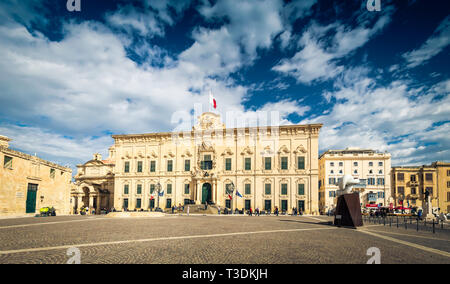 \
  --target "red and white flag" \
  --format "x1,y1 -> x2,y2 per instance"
209,90 -> 217,109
